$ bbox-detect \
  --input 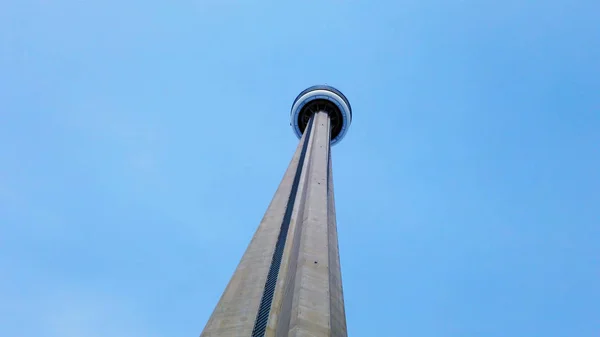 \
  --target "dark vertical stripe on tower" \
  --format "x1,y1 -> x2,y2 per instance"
251,116 -> 315,337
326,127 -> 334,334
